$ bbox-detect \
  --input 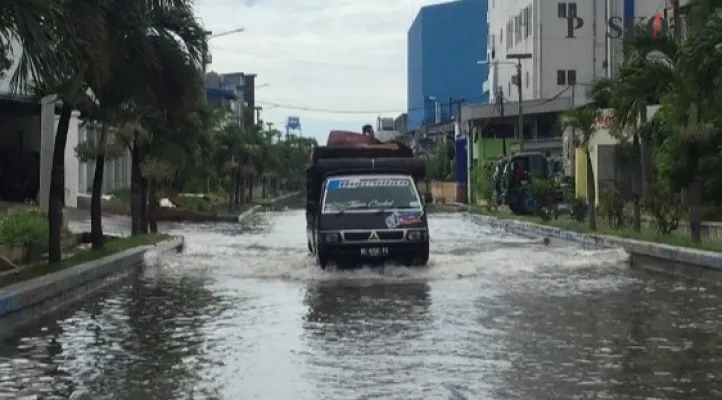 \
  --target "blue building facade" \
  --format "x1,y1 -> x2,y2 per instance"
407,0 -> 489,131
